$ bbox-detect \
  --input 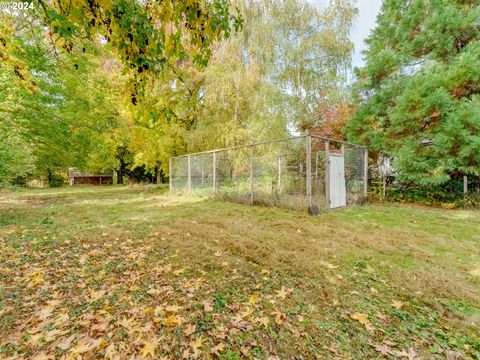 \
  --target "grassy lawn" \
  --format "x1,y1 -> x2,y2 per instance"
0,186 -> 479,359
